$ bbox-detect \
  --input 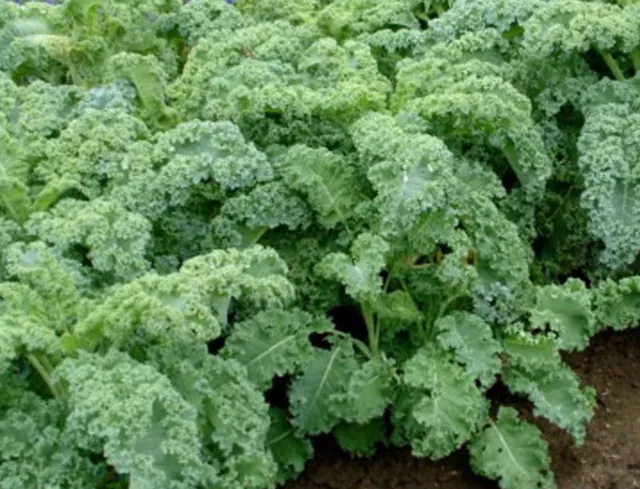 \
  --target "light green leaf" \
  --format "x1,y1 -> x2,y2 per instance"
278,144 -> 366,229
592,276 -> 640,331
289,344 -> 356,435
530,279 -> 597,351
331,357 -> 394,424
435,311 -> 502,388
469,407 -> 555,489
391,346 -> 489,459
316,232 -> 389,303
503,363 -> 596,444
223,309 -> 332,390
